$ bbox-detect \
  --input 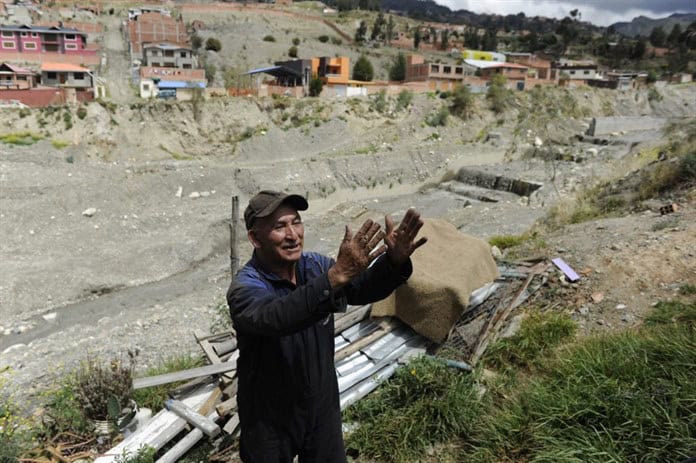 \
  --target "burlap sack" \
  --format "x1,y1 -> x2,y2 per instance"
371,218 -> 499,343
